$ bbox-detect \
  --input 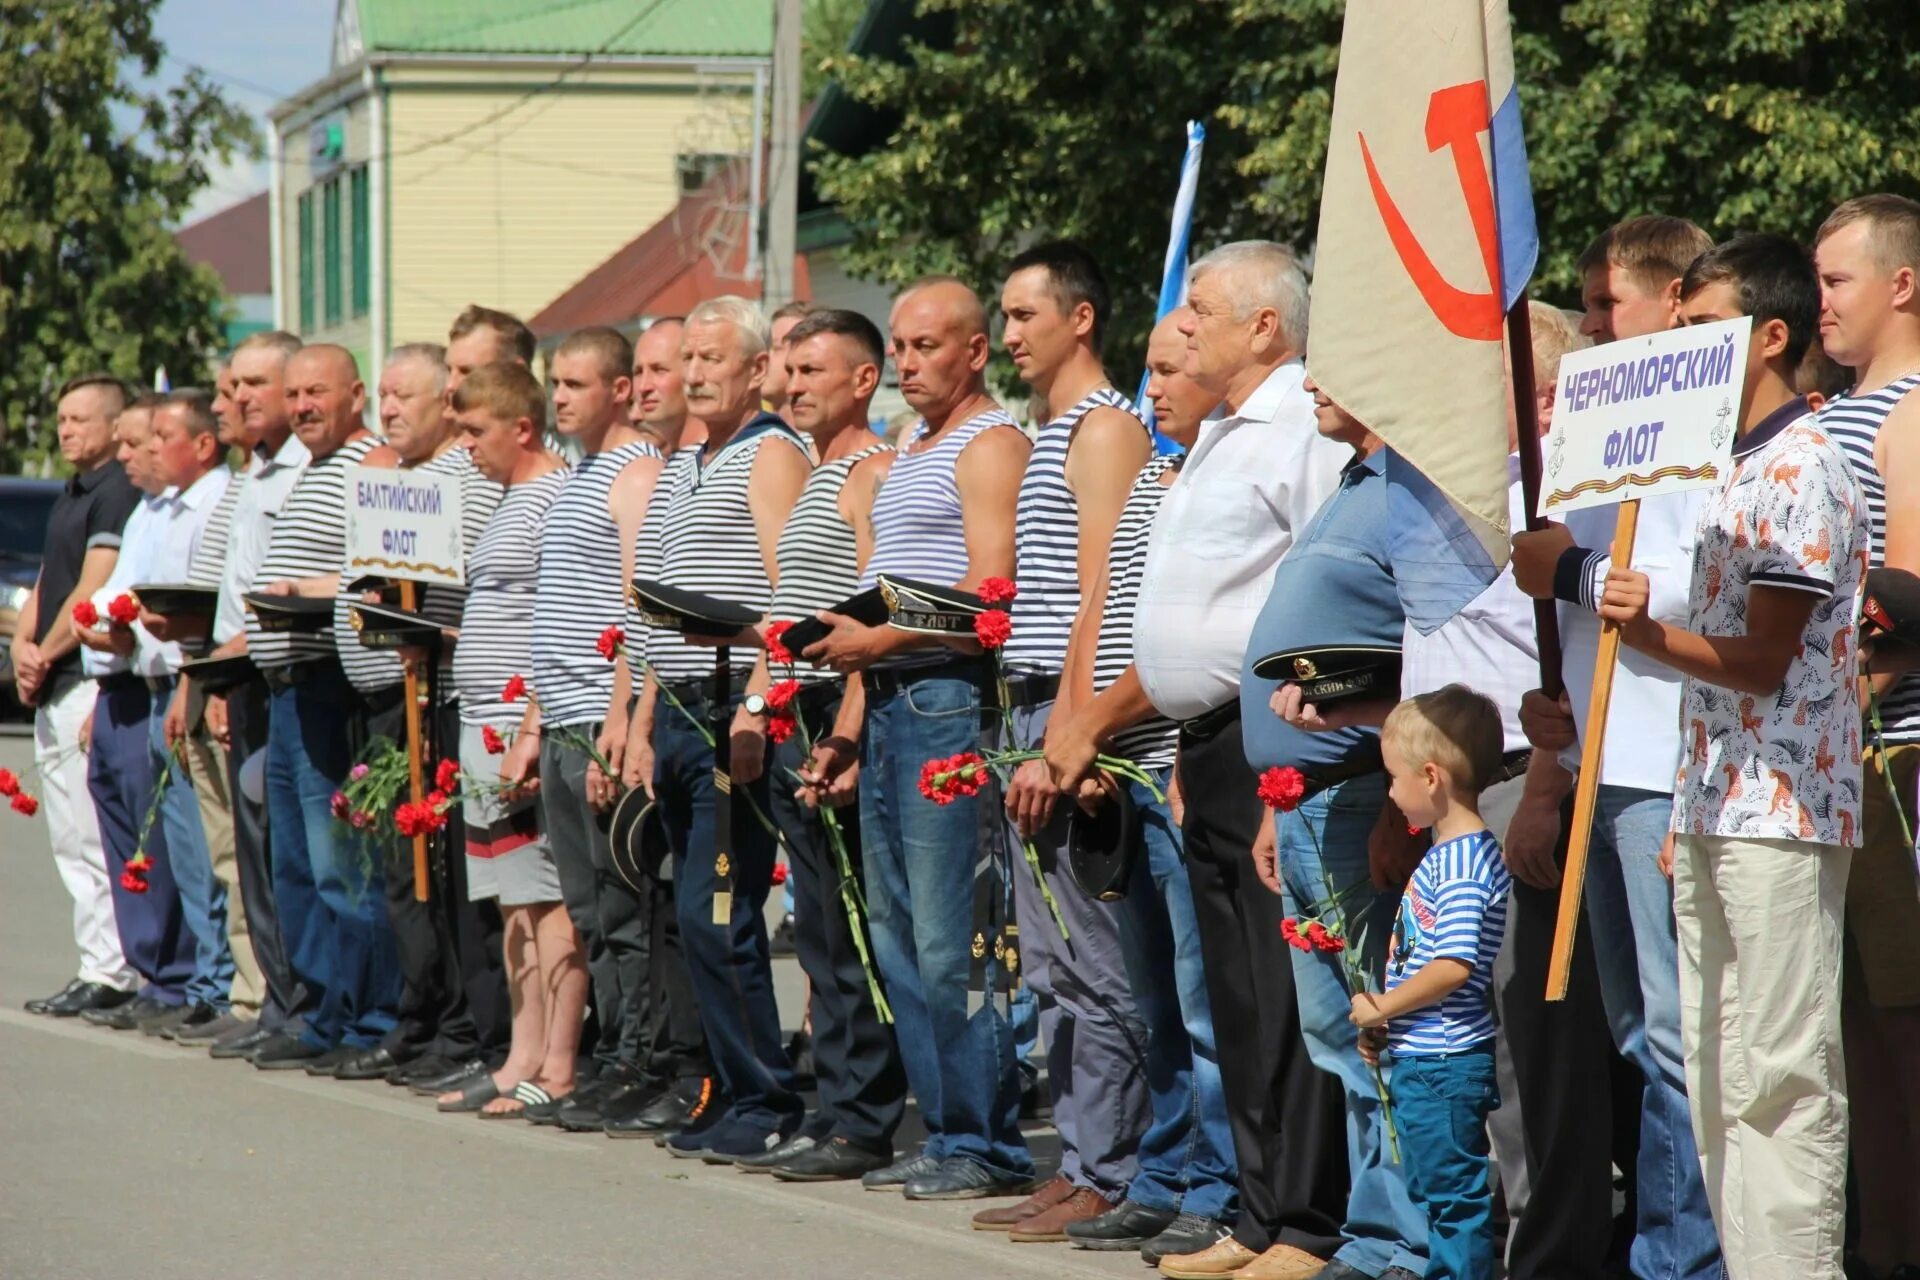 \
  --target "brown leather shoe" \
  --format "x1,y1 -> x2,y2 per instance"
969,1173 -> 1070,1231
1158,1236 -> 1259,1279
1232,1243 -> 1329,1279
1008,1186 -> 1116,1243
